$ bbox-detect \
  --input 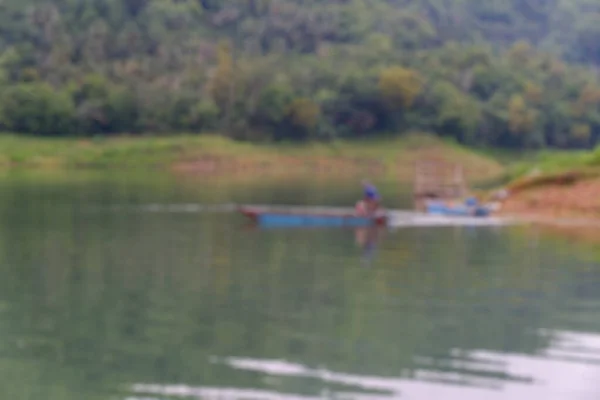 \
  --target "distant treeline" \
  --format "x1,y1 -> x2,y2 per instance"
2,0 -> 600,149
